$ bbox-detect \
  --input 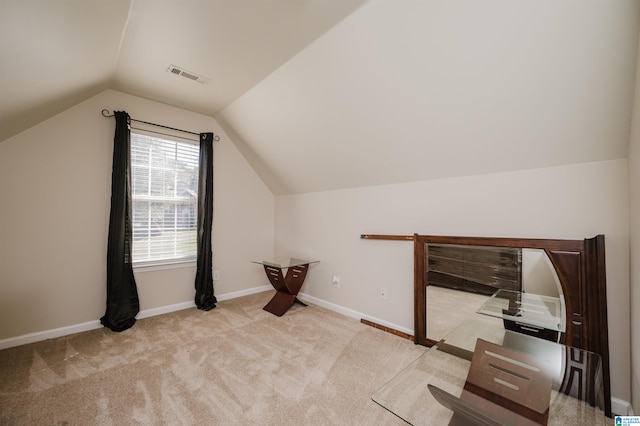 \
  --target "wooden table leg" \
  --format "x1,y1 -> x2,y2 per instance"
262,263 -> 310,316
